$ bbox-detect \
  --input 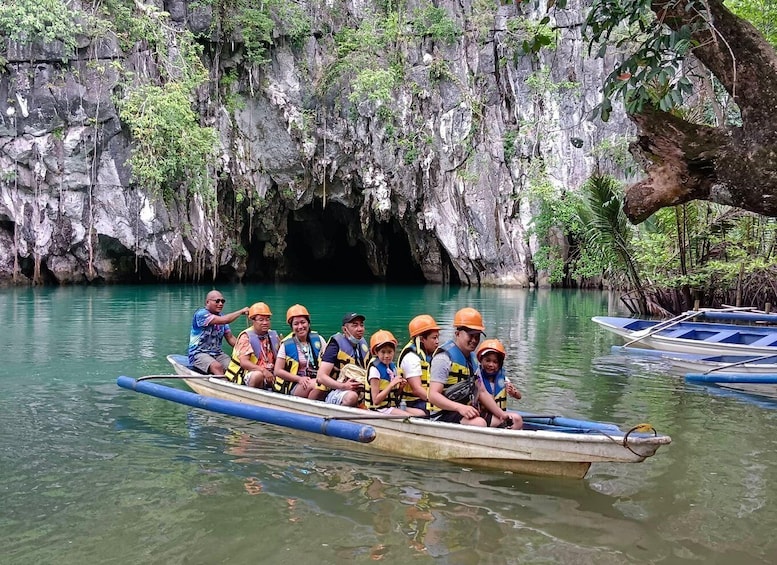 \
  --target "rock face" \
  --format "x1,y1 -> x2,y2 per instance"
0,0 -> 633,286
